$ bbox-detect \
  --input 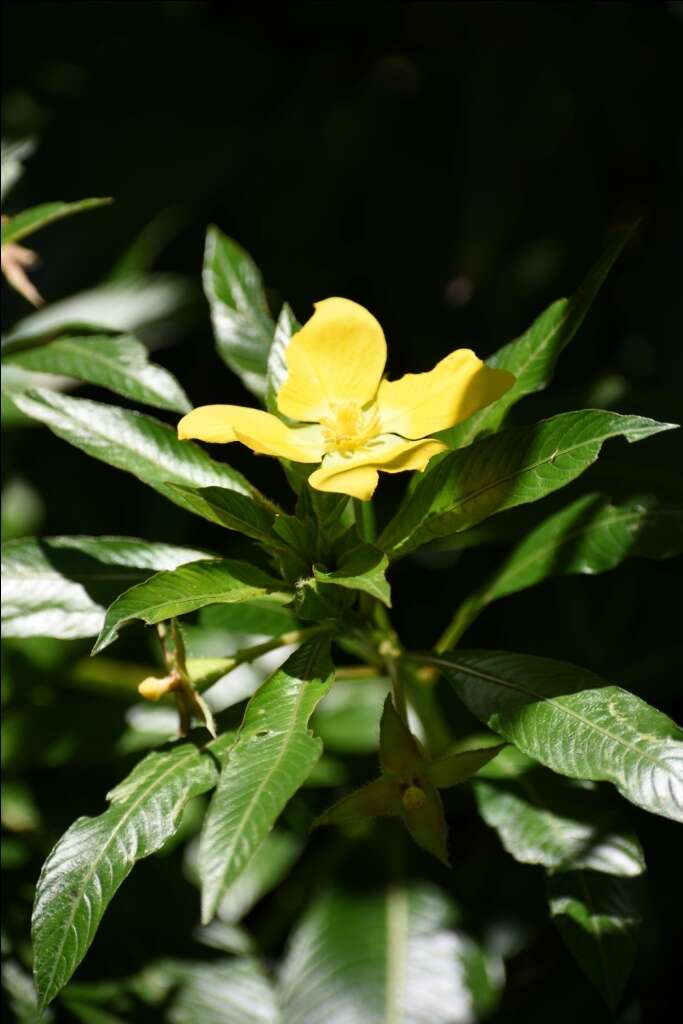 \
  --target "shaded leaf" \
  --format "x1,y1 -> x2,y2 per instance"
313,544 -> 391,607
31,734 -> 234,1008
547,870 -> 643,1010
10,389 -> 259,517
442,225 -> 636,449
446,493 -> 683,644
279,882 -> 503,1024
1,536 -> 210,640
427,745 -> 505,789
1,198 -> 112,247
474,767 -> 645,876
380,411 -> 676,557
199,639 -> 333,923
203,227 -> 274,399
313,777 -> 399,828
167,484 -> 279,546
93,558 -> 289,653
432,650 -> 683,822
4,333 -> 191,412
